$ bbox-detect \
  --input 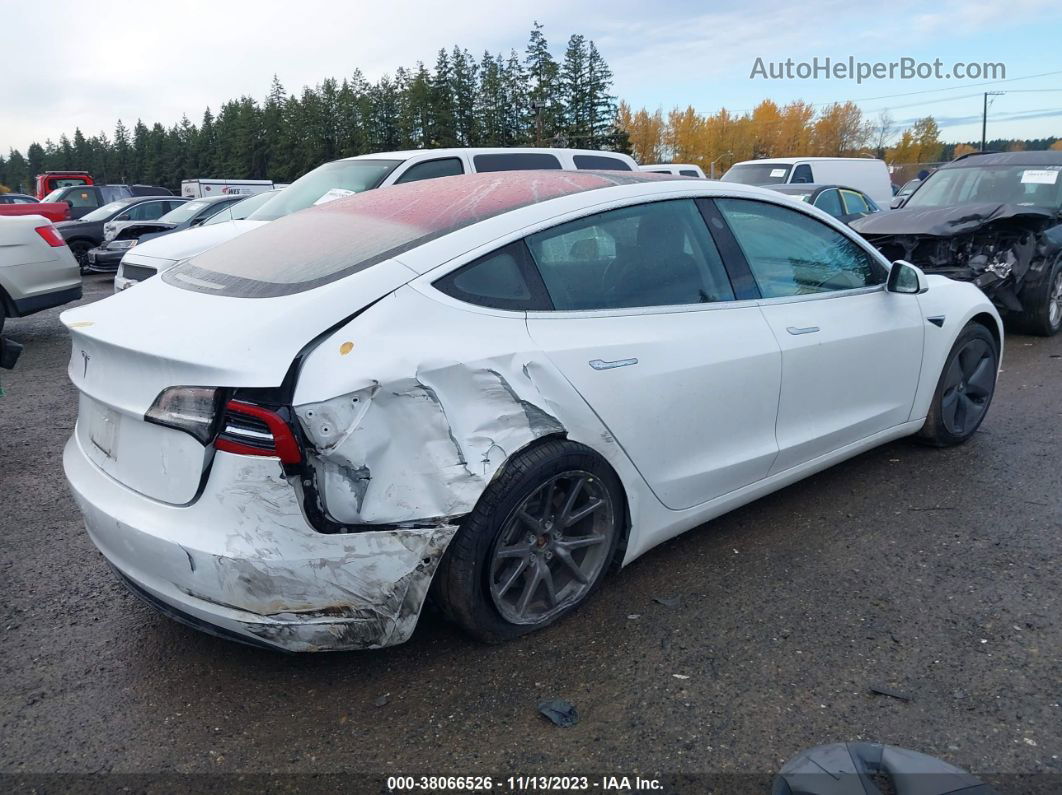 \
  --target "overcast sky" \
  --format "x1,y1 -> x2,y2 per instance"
3,0 -> 1061,154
